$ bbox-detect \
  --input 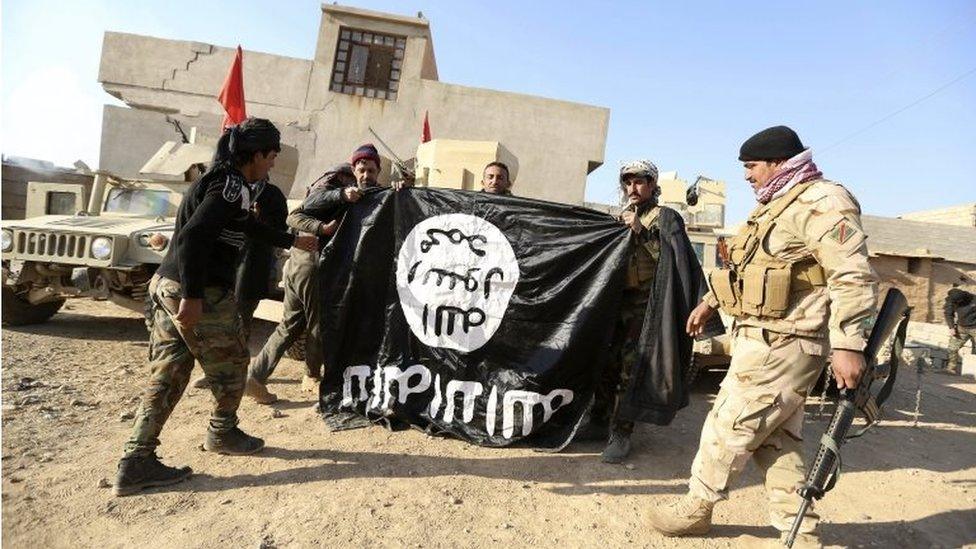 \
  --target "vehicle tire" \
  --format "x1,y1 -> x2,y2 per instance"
285,331 -> 307,361
2,286 -> 65,326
